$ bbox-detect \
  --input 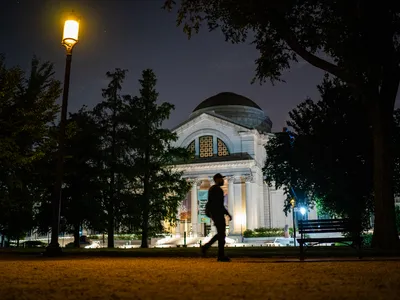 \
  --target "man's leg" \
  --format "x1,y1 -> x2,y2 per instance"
203,233 -> 218,249
214,217 -> 227,259
201,219 -> 218,256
